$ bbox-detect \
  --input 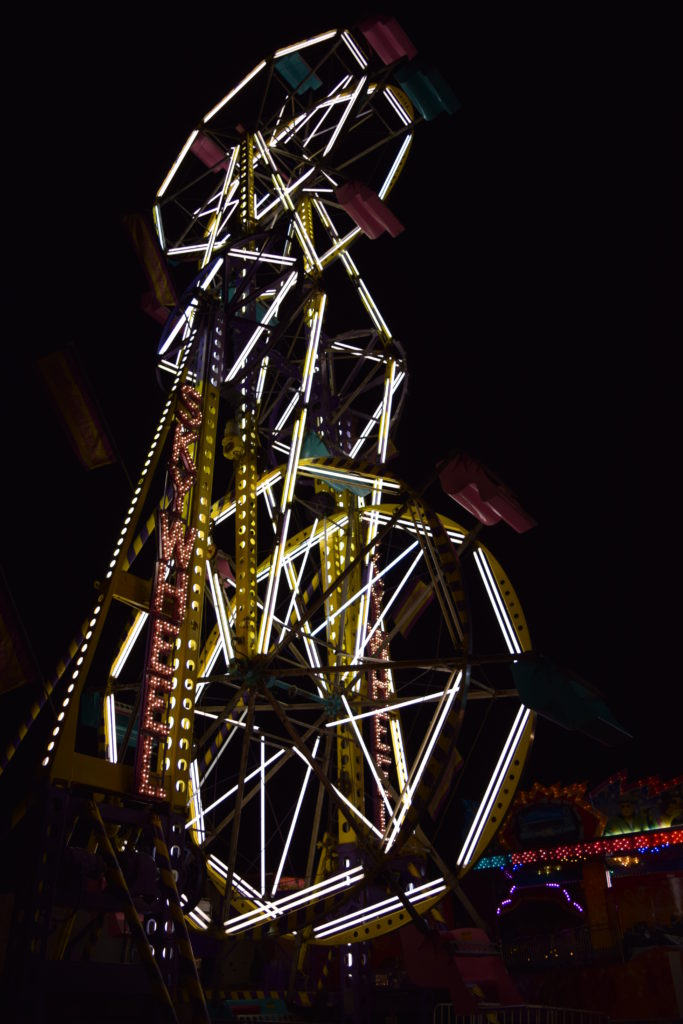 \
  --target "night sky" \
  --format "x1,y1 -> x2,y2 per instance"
2,7 -> 681,794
